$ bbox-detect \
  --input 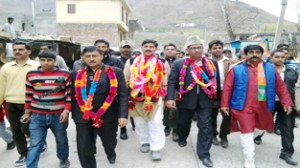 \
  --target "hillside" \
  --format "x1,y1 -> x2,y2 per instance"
127,0 -> 297,47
